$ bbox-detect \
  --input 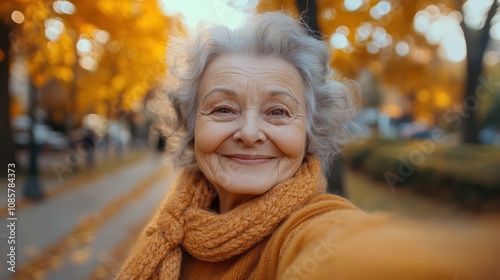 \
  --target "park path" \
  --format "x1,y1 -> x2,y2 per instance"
0,151 -> 177,280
